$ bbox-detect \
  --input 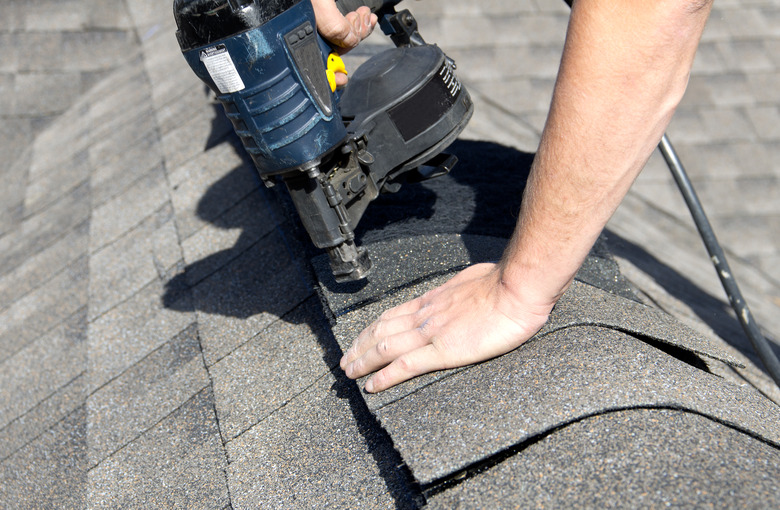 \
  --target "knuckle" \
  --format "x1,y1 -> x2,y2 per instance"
413,304 -> 429,320
371,369 -> 386,387
349,357 -> 363,375
419,289 -> 436,302
377,338 -> 391,356
416,315 -> 436,338
395,354 -> 414,374
370,320 -> 385,339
